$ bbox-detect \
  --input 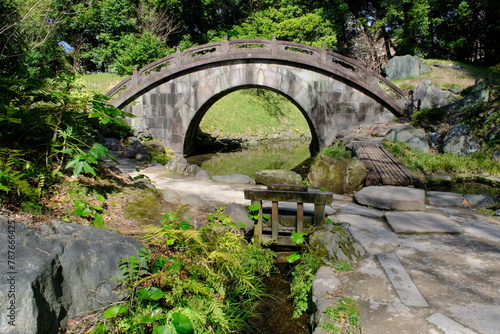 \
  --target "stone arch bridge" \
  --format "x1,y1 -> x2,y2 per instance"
107,37 -> 410,155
